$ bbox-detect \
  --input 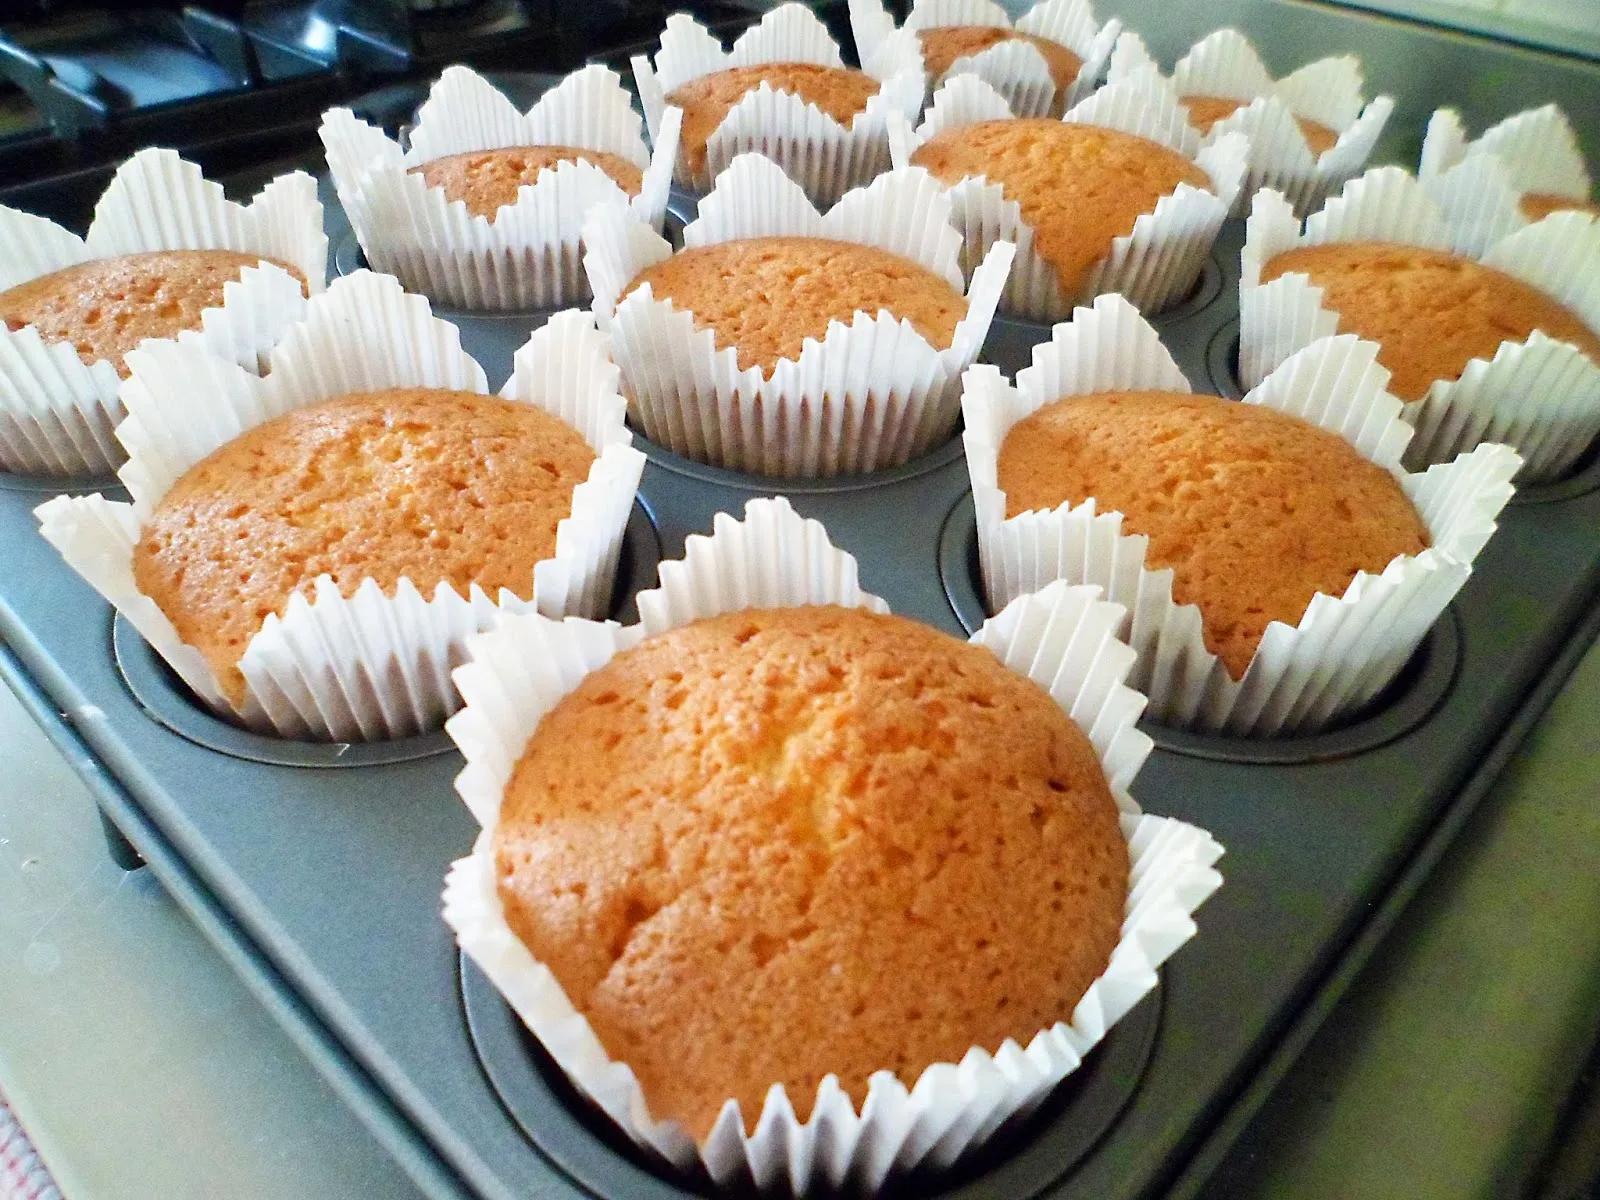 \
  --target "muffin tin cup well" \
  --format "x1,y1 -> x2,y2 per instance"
459,957 -> 1162,1200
